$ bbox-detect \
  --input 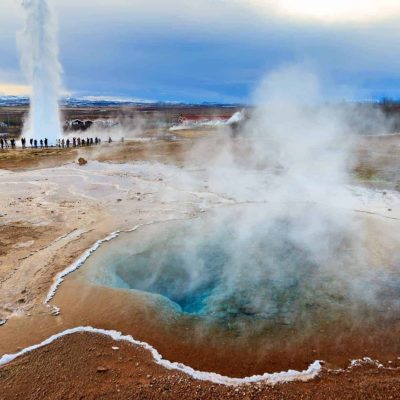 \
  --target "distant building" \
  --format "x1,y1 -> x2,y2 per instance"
65,119 -> 94,131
